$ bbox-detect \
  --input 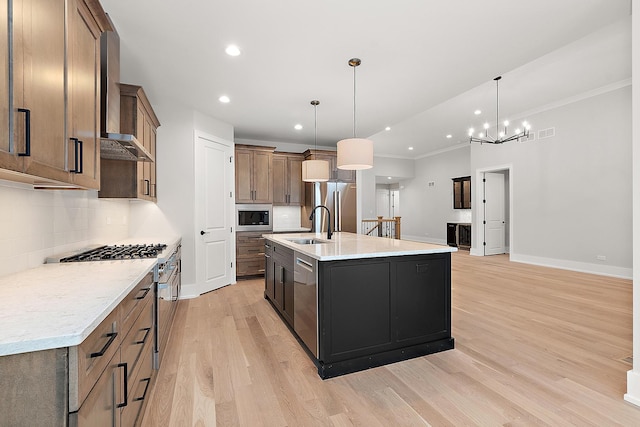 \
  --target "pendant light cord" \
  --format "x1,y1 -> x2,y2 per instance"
353,64 -> 357,138
495,77 -> 500,133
